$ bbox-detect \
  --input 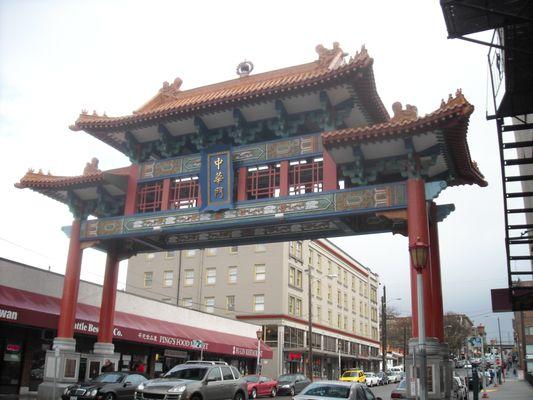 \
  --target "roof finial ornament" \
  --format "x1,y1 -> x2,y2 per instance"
316,42 -> 346,69
390,102 -> 418,123
236,60 -> 254,77
83,157 -> 101,176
